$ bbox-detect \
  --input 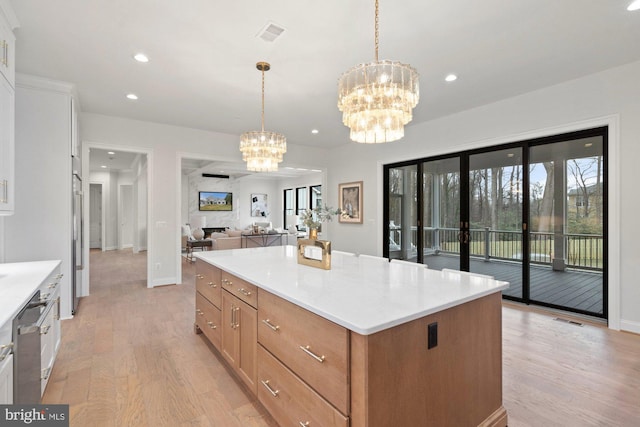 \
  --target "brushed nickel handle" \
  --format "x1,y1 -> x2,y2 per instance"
196,274 -> 204,279
222,278 -> 233,286
299,345 -> 325,363
208,281 -> 217,288
207,321 -> 217,330
0,343 -> 13,361
0,180 -> 6,203
234,307 -> 240,329
48,282 -> 58,289
55,297 -> 60,320
230,304 -> 236,328
238,288 -> 251,297
299,422 -> 310,427
261,380 -> 279,397
262,319 -> 279,332
40,325 -> 51,335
